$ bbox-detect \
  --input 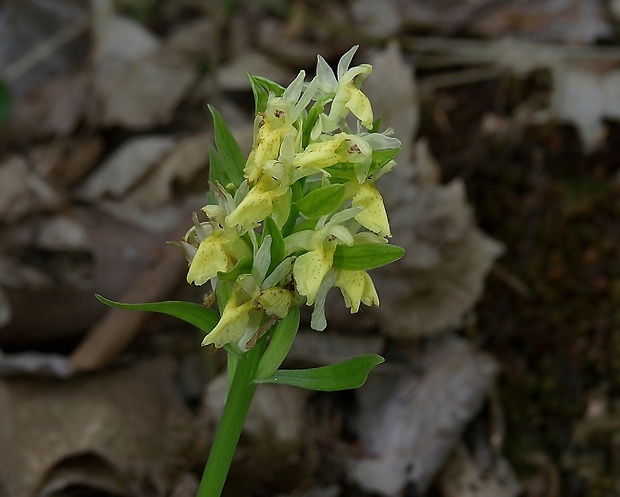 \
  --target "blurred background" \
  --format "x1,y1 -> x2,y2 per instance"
1,0 -> 619,496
